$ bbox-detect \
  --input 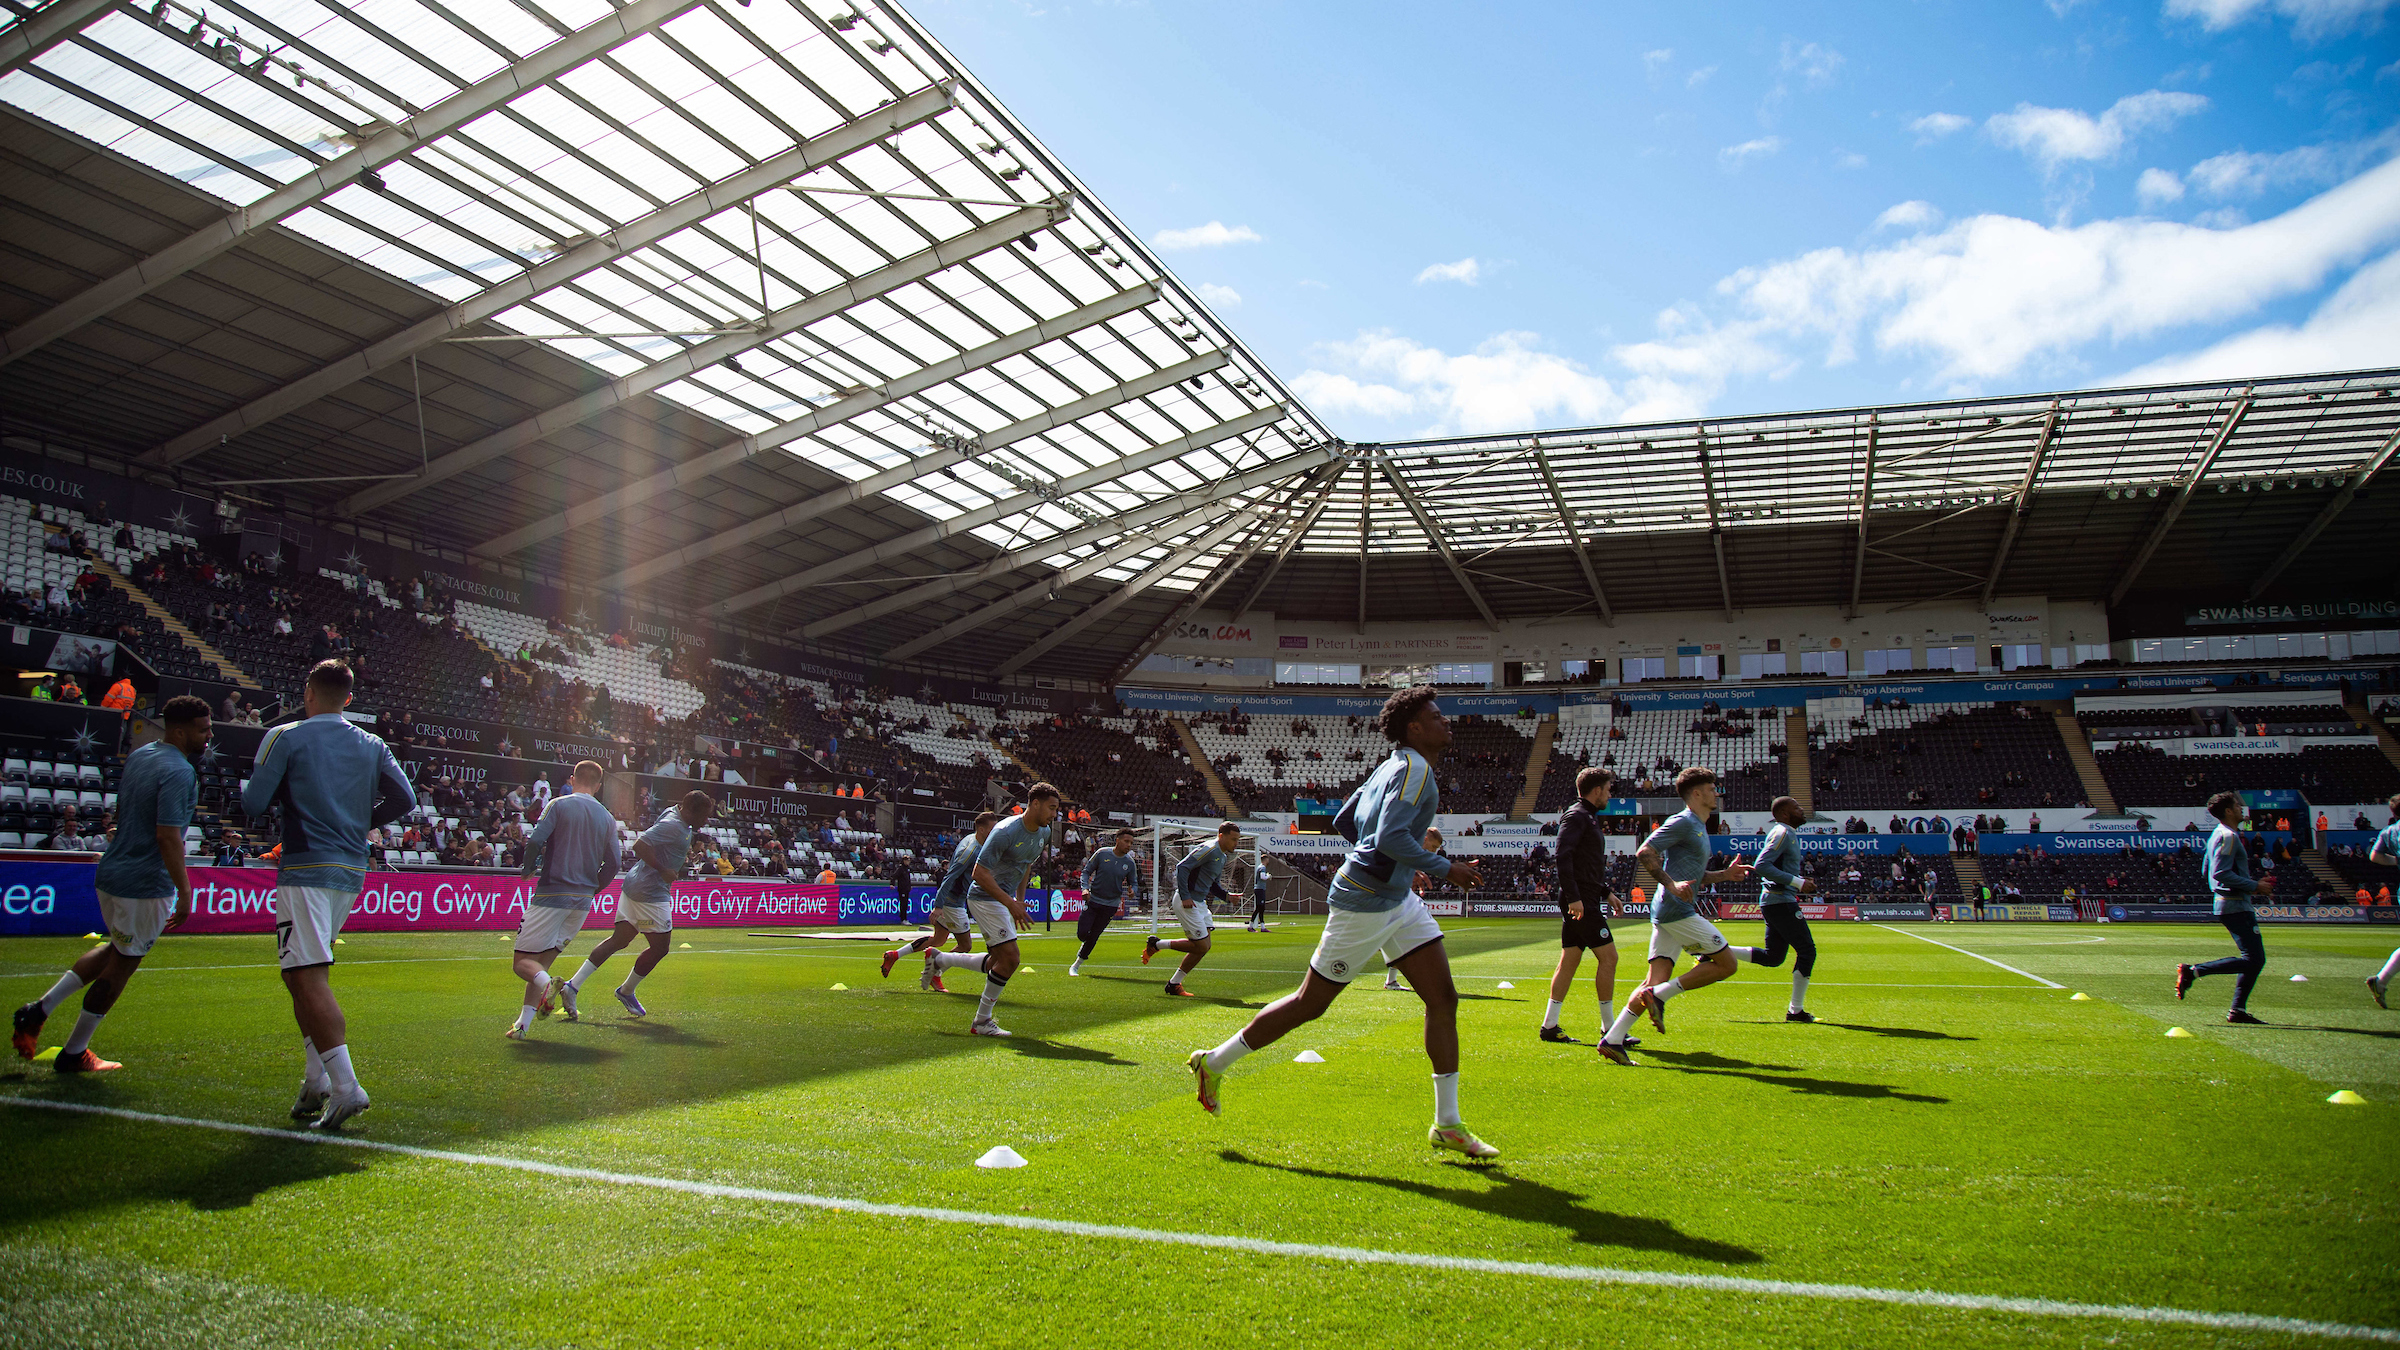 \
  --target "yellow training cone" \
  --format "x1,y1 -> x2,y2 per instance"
82,932 -> 103,940
31,1046 -> 58,1064
2328,1090 -> 2367,1105
679,942 -> 692,949
2165,1026 -> 2194,1038
831,982 -> 849,990
2069,992 -> 2091,1001
335,938 -> 346,945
